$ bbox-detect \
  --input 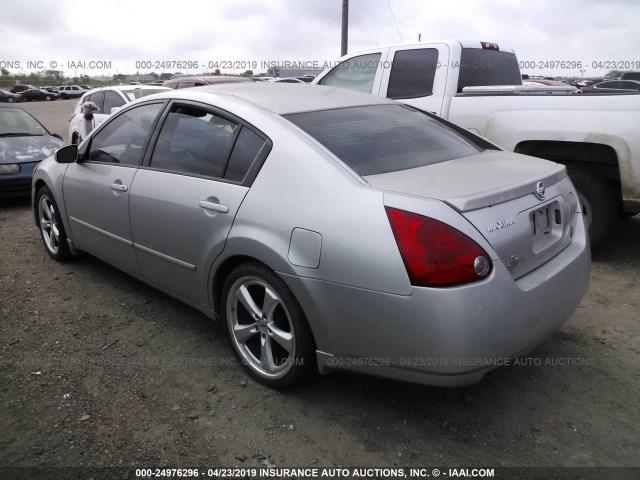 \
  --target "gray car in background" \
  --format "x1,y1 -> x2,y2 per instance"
32,84 -> 590,388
